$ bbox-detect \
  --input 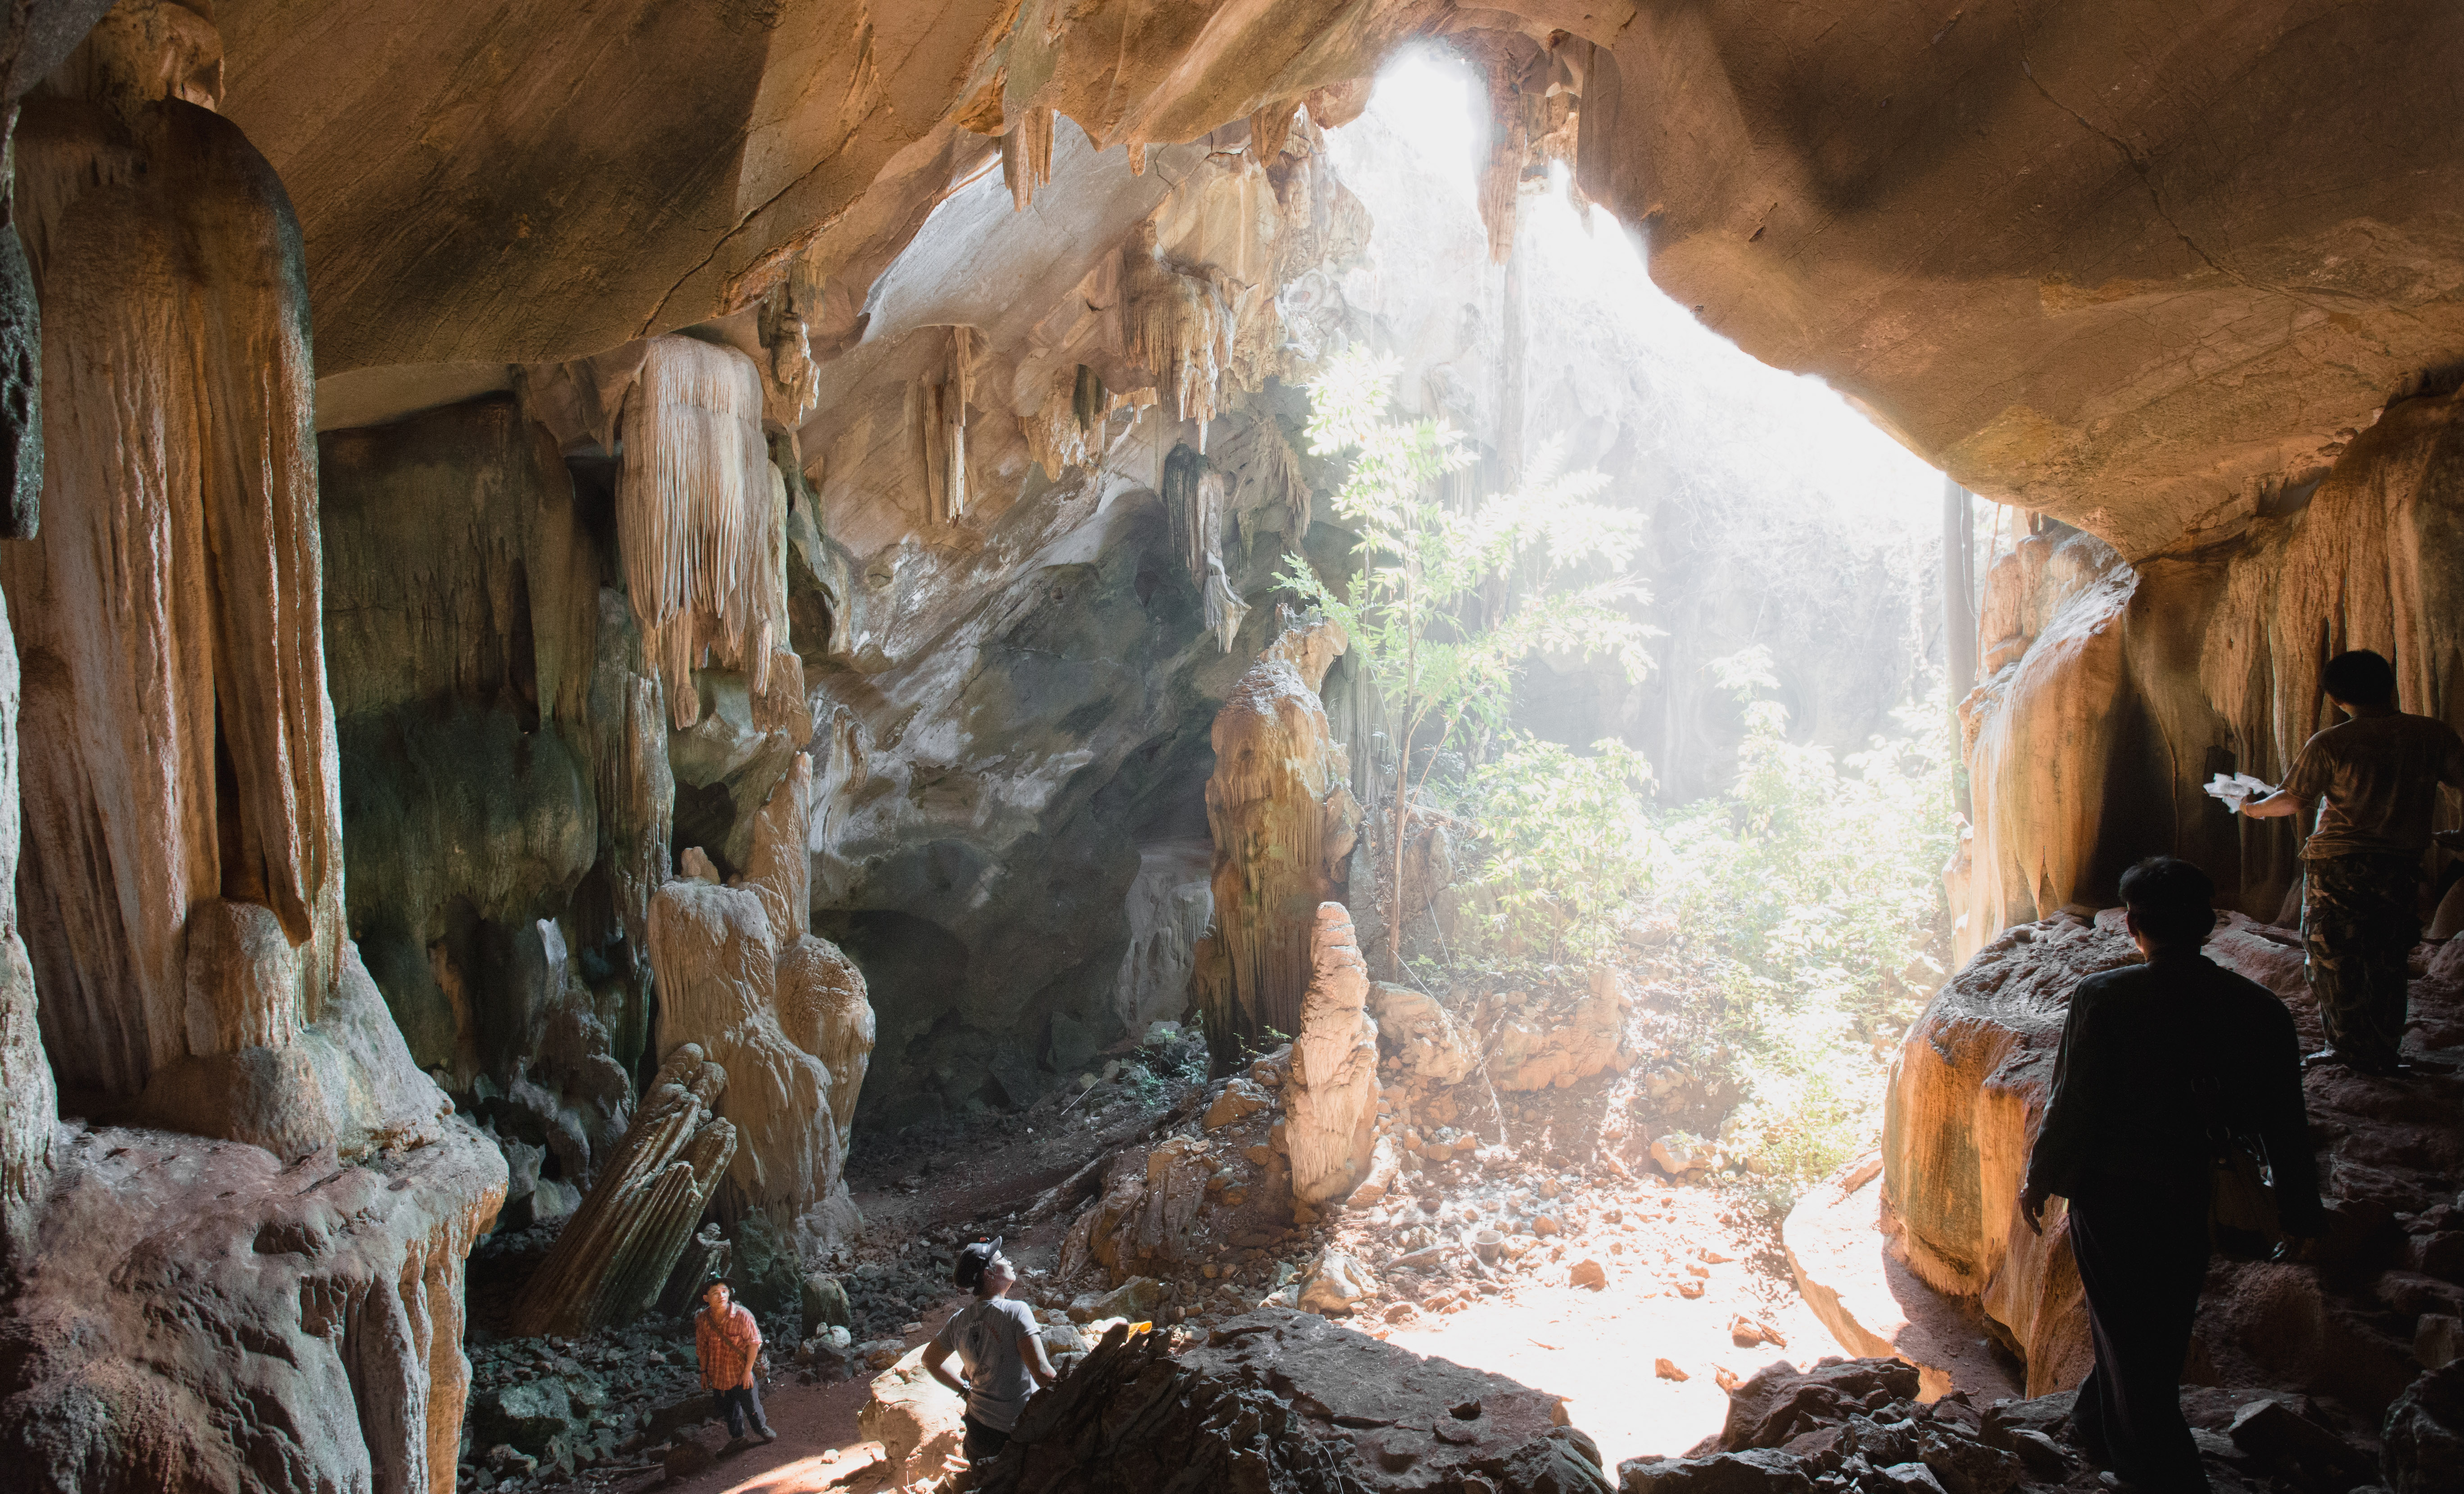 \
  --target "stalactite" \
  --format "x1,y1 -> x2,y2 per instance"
1022,366 -> 1092,480
1001,105 -> 1055,212
4,75 -> 351,1106
615,335 -> 782,730
1164,442 -> 1247,651
1126,141 -> 1147,175
1477,49 -> 1531,264
916,325 -> 976,524
511,1043 -> 737,1335
1122,220 -> 1235,429
1248,99 -> 1298,164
